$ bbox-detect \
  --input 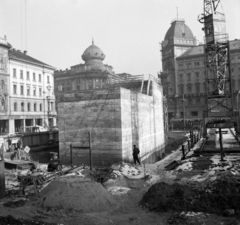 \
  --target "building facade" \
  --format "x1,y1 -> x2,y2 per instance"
54,41 -> 115,106
159,18 -> 240,126
4,46 -> 57,134
0,37 -> 11,134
